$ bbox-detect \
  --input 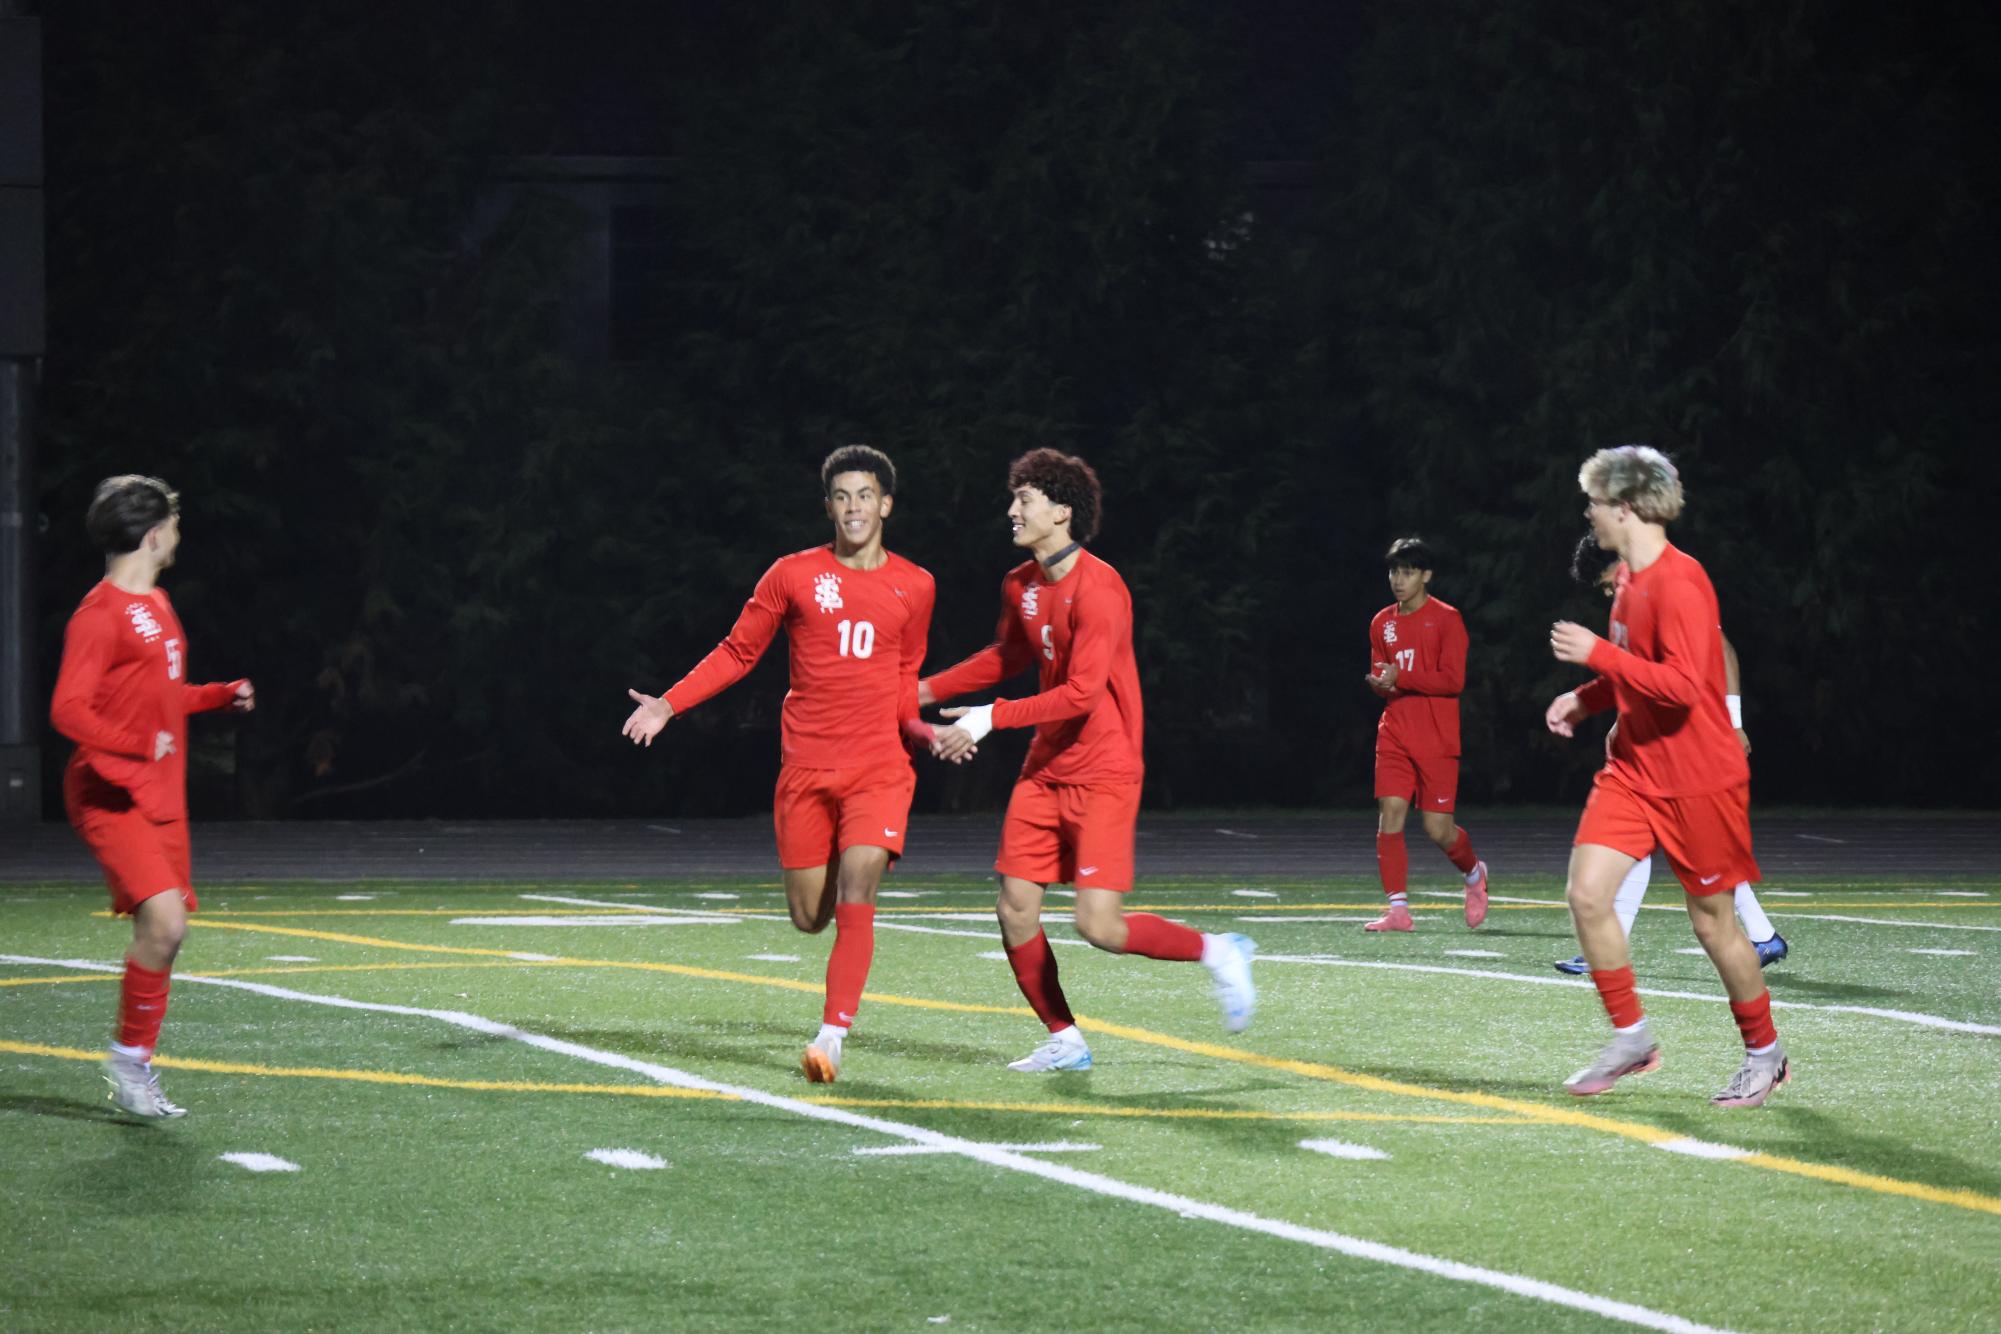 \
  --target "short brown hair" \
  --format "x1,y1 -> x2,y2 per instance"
1007,448 -> 1103,543
85,475 -> 179,554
